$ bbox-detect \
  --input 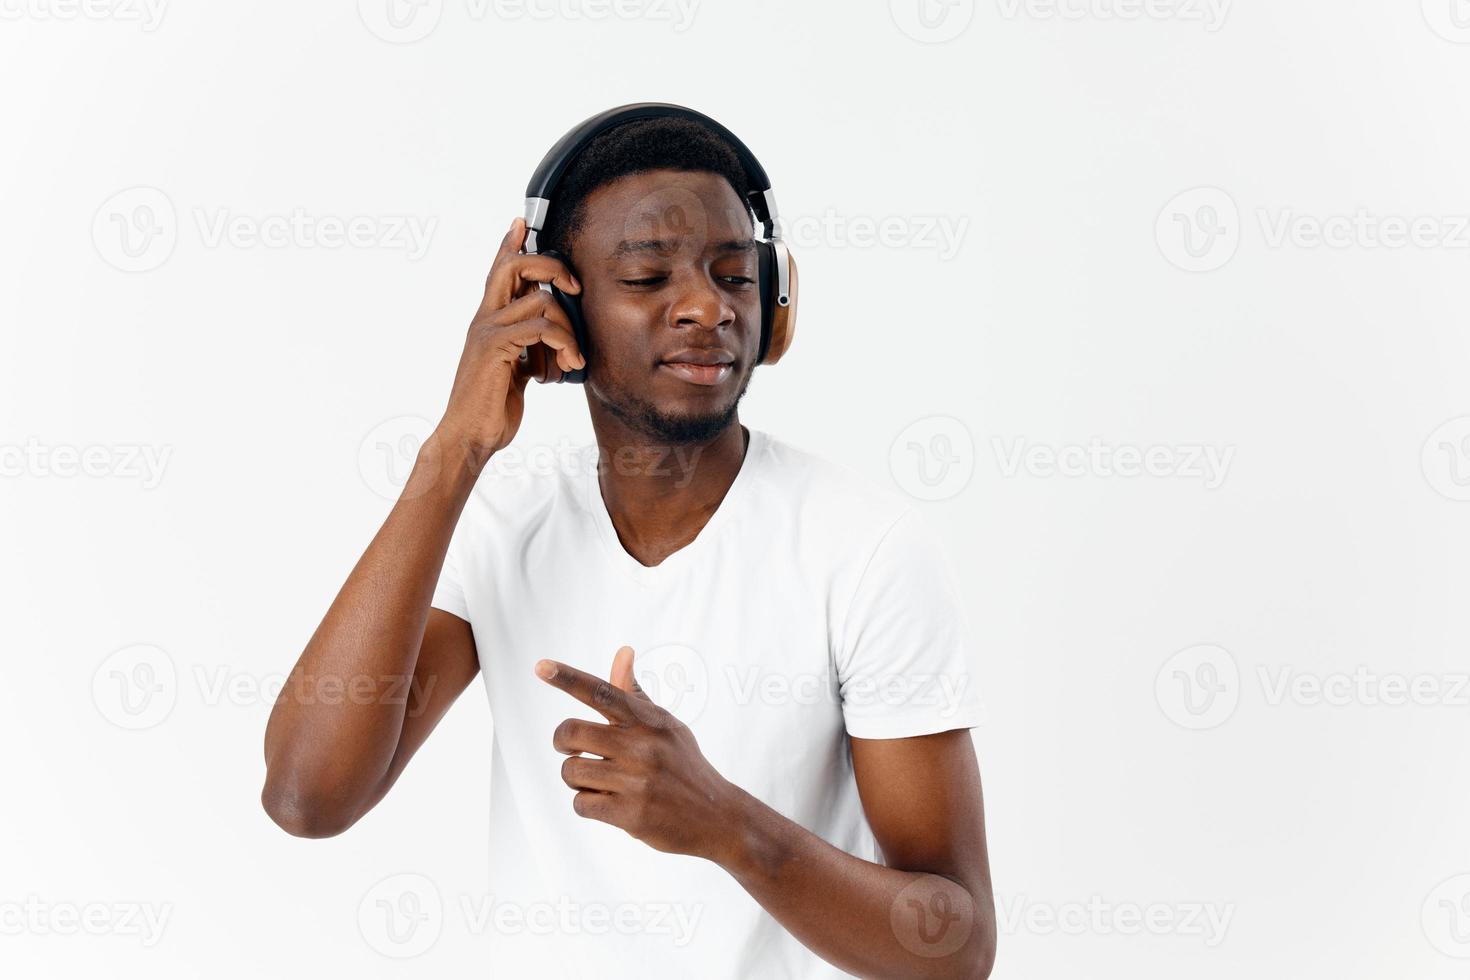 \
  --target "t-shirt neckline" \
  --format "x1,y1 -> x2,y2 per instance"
582,425 -> 765,586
